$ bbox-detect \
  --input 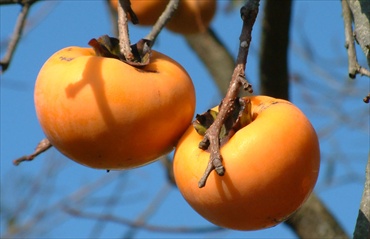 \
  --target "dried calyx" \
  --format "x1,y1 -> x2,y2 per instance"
88,35 -> 152,66
193,97 -> 253,148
